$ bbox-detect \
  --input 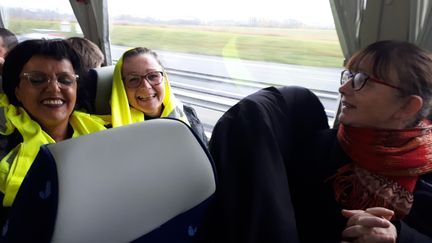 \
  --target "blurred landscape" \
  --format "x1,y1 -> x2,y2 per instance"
4,7 -> 344,68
